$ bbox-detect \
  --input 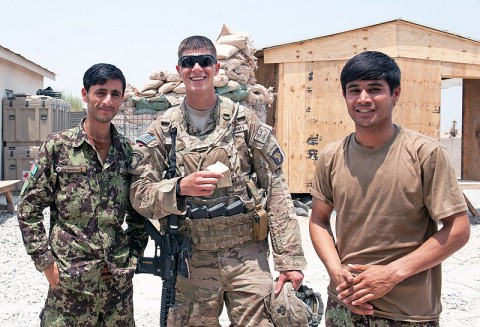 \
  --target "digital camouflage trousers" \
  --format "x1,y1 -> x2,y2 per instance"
40,276 -> 134,327
325,296 -> 440,327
